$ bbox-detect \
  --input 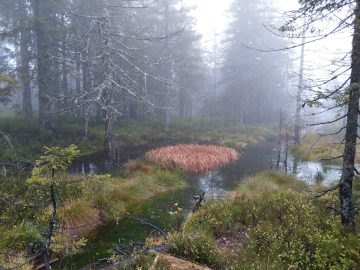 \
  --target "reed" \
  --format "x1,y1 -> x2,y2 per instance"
145,144 -> 238,173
